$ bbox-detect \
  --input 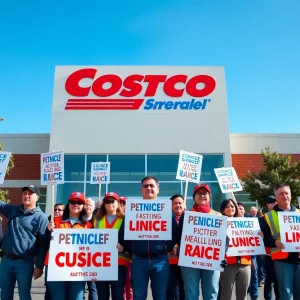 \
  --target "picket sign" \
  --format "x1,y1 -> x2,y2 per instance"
90,162 -> 111,203
0,151 -> 12,184
40,150 -> 64,220
176,150 -> 203,203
